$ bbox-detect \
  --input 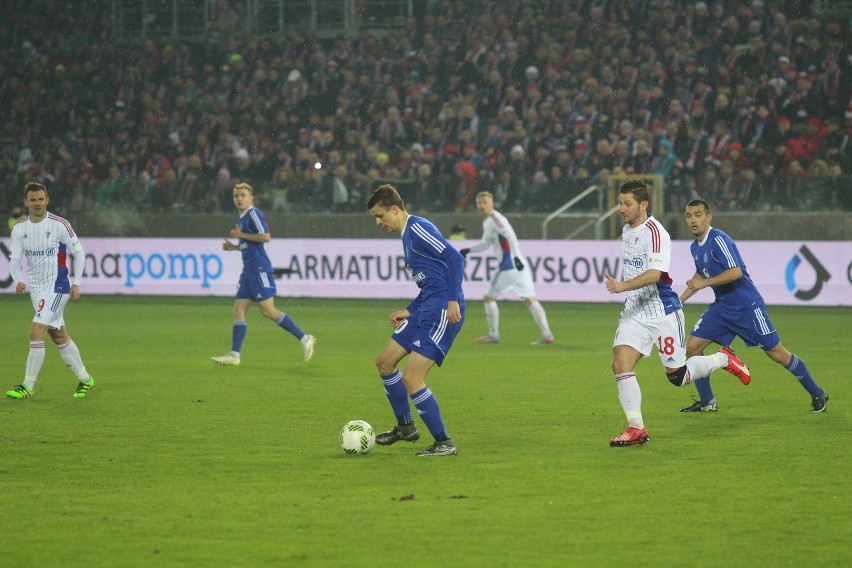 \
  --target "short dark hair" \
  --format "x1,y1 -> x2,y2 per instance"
619,179 -> 650,204
25,182 -> 47,196
687,199 -> 711,213
367,184 -> 405,211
